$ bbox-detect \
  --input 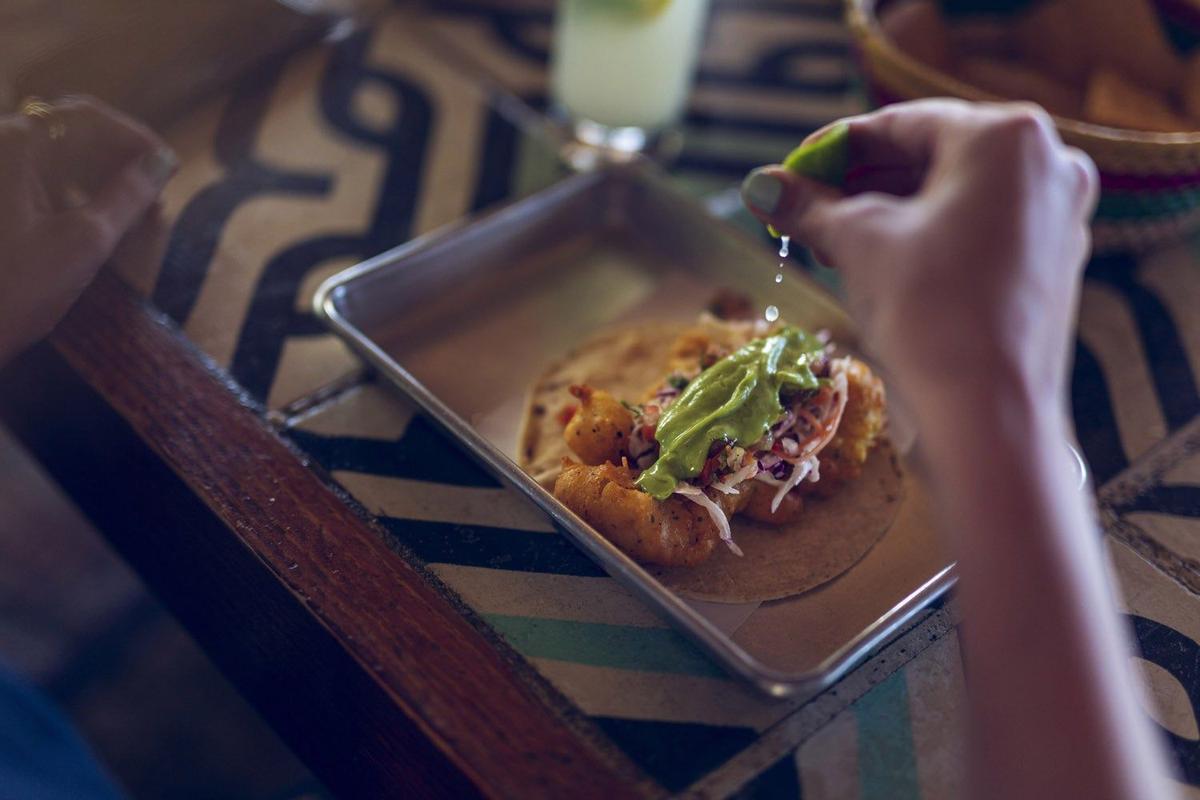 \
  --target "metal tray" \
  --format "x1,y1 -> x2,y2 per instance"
314,164 -> 956,697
